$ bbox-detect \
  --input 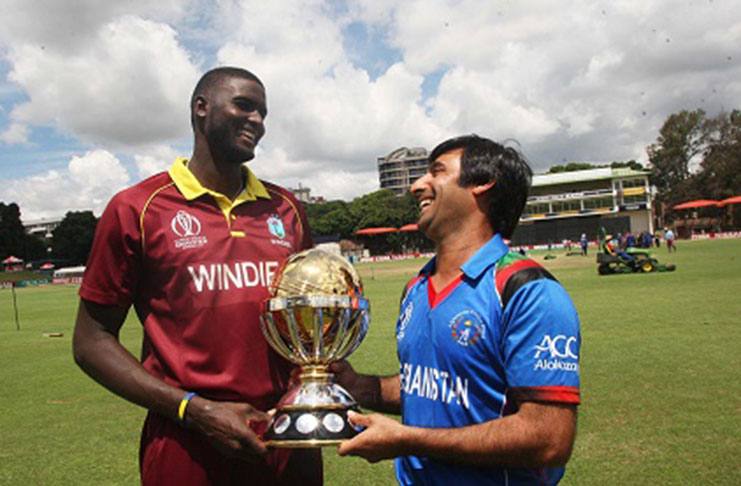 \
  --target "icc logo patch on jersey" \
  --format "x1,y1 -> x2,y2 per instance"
172,210 -> 201,237
171,210 -> 207,250
449,310 -> 486,347
267,215 -> 286,239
